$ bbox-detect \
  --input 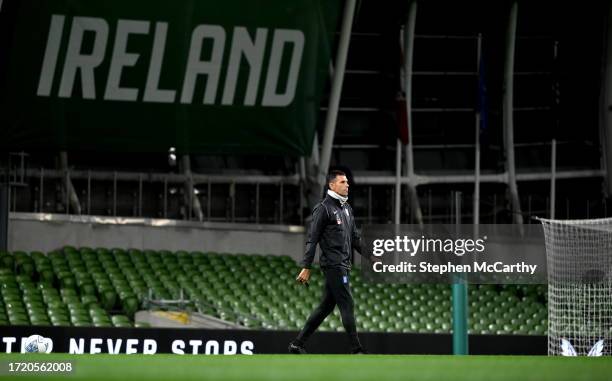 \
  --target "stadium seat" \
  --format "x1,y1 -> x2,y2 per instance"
0,248 -> 548,335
